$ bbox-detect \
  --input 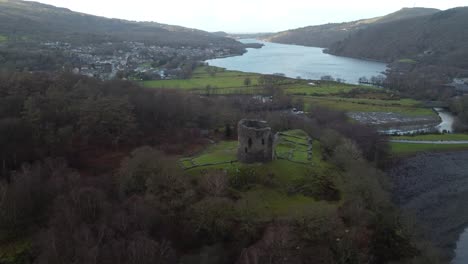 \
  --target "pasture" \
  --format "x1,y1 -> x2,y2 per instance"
142,66 -> 261,92
300,96 -> 436,117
